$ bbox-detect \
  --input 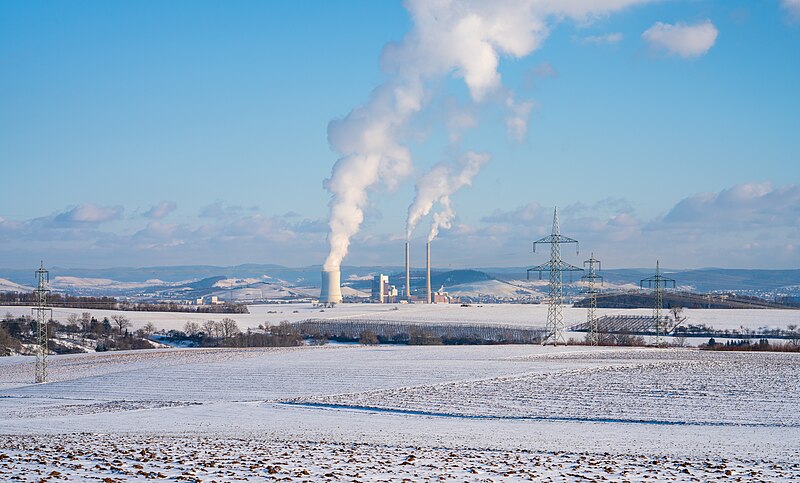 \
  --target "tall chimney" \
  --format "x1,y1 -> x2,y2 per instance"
319,269 -> 343,306
405,241 -> 411,300
426,241 -> 432,304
